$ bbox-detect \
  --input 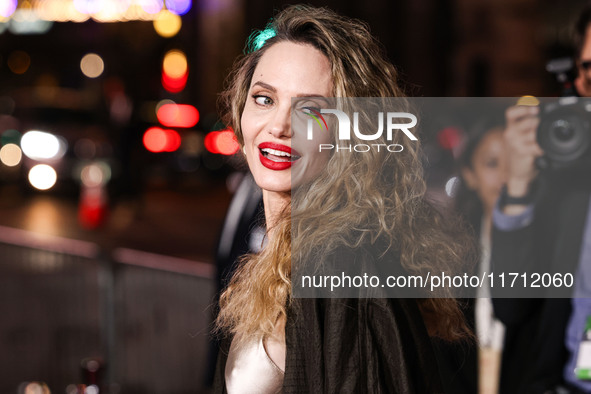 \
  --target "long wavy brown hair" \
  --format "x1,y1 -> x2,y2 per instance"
216,5 -> 476,343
